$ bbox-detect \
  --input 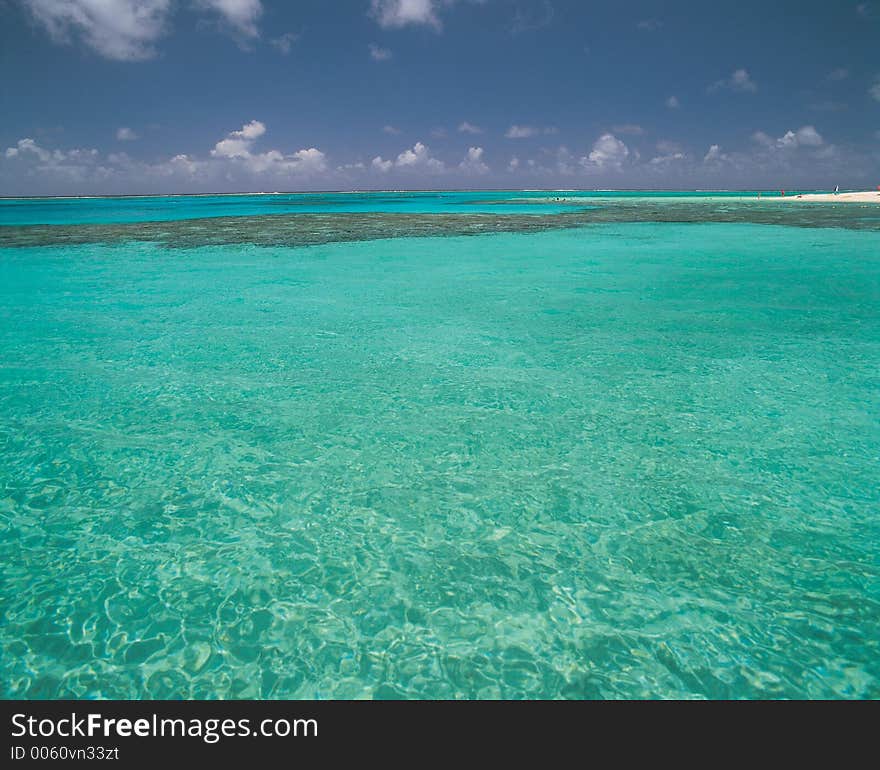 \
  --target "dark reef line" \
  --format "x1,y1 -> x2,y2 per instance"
1,201 -> 878,249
